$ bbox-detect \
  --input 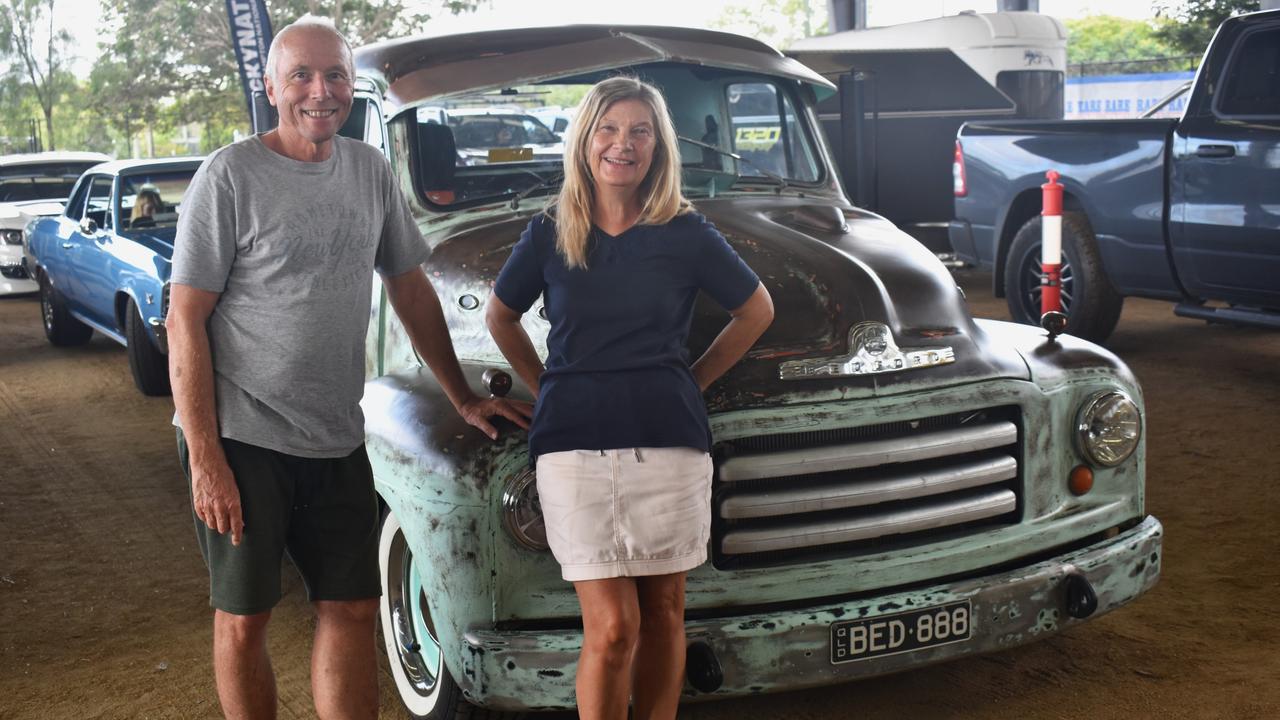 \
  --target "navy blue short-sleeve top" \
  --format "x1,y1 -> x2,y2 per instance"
492,210 -> 760,460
